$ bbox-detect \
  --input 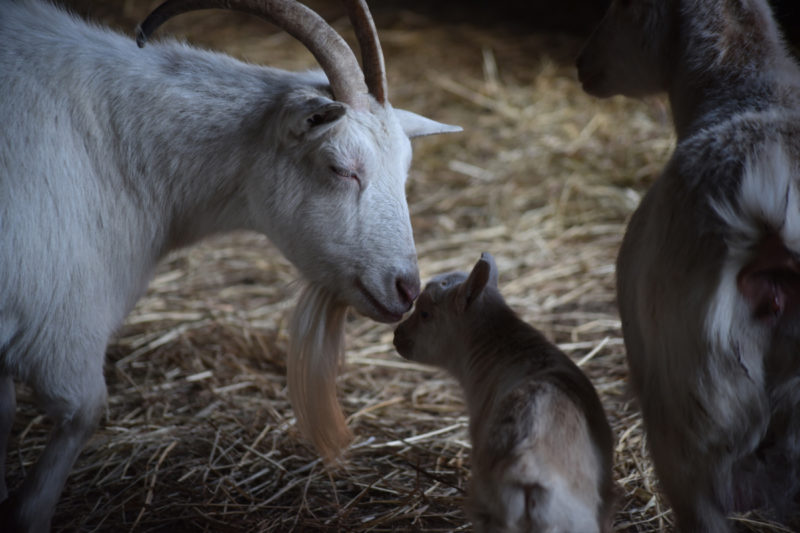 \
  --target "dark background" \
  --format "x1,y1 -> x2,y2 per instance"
56,0 -> 800,45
